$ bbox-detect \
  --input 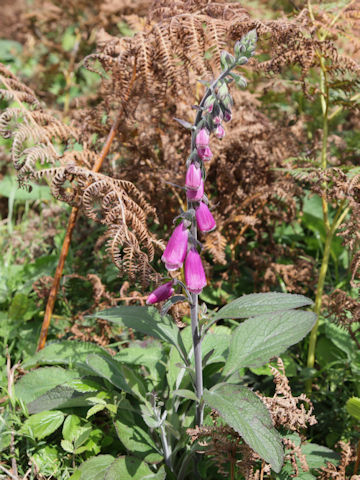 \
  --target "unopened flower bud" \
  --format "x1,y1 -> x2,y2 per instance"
187,178 -> 204,201
185,164 -> 202,190
197,146 -> 213,162
195,128 -> 210,148
215,125 -> 225,139
161,222 -> 188,271
146,282 -> 174,305
223,110 -> 232,122
213,114 -> 223,125
196,202 -> 216,232
185,248 -> 207,294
